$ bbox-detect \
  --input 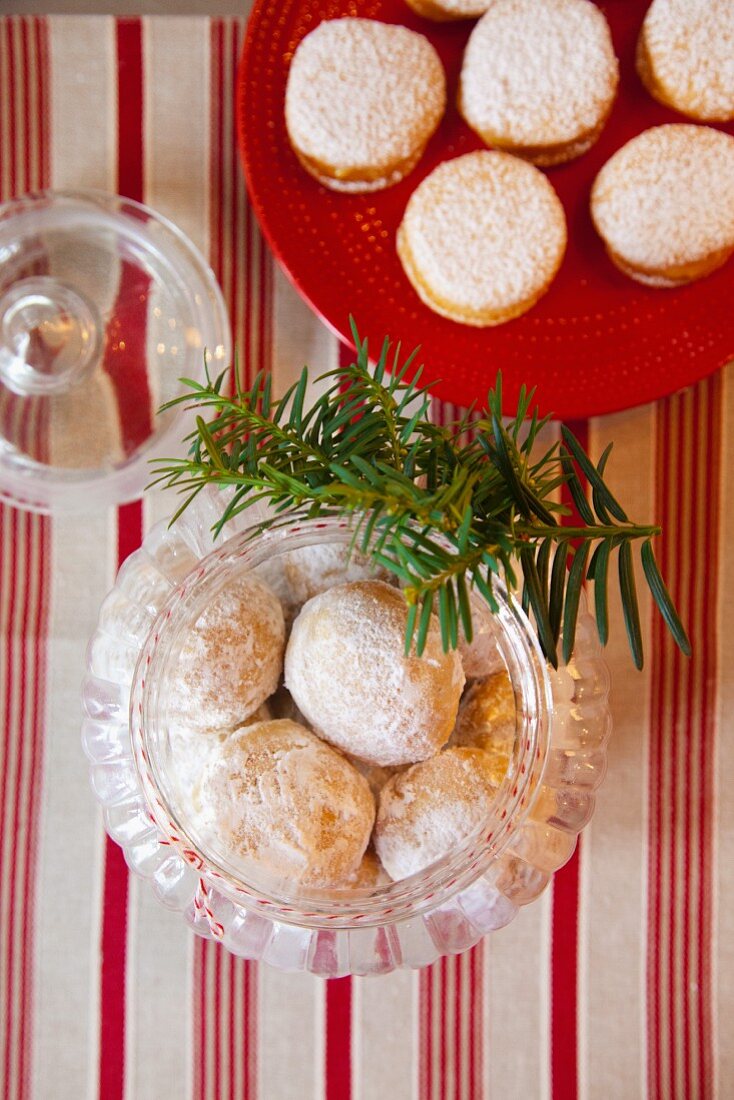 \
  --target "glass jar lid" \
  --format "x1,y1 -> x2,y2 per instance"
0,190 -> 230,513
